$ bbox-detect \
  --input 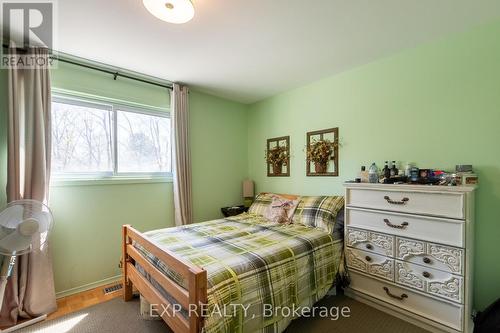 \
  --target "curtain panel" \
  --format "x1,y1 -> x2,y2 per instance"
171,83 -> 193,226
0,47 -> 56,326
